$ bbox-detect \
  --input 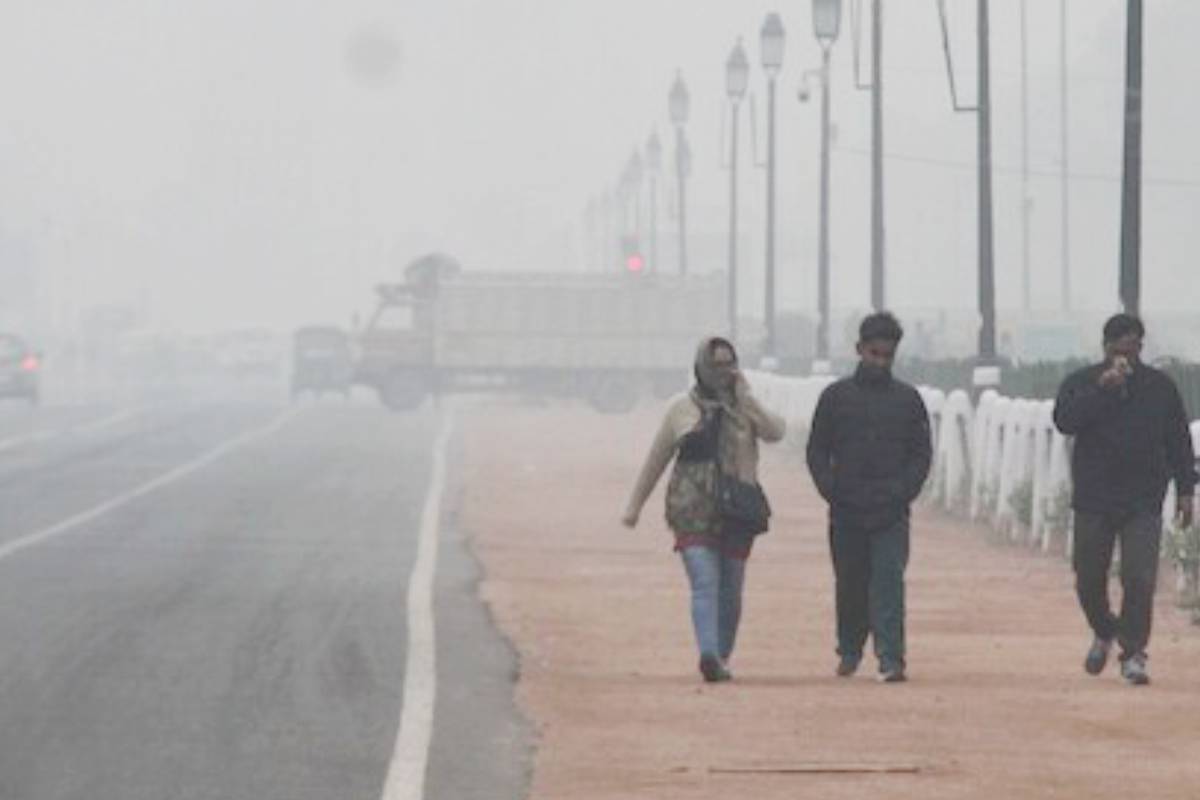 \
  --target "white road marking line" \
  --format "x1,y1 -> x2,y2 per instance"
0,409 -> 298,564
380,410 -> 455,800
0,408 -> 141,454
